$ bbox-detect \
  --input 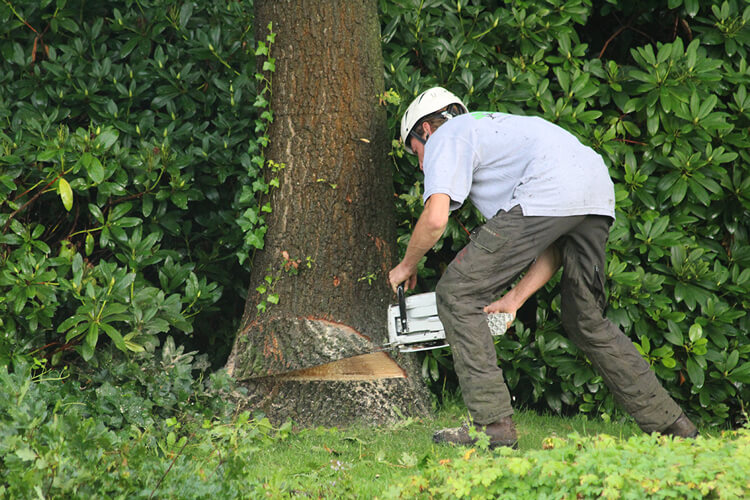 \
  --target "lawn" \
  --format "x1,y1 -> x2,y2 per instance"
3,372 -> 746,499
246,404 -> 644,498
198,401 -> 743,499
